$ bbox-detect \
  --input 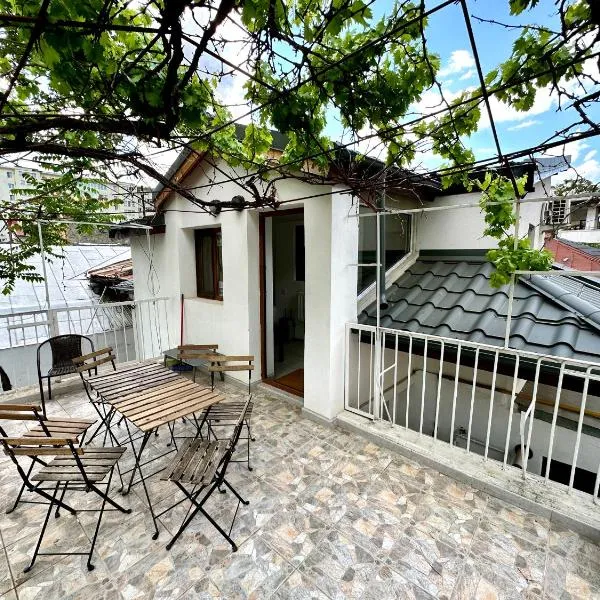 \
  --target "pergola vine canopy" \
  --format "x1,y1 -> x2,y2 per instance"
0,0 -> 598,292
